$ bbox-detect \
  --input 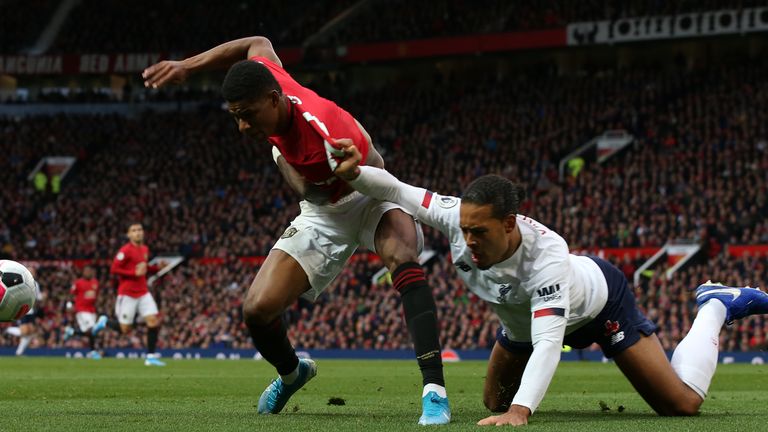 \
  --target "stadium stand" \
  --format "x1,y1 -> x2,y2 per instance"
1,1 -> 767,355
